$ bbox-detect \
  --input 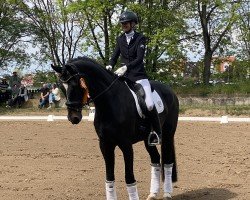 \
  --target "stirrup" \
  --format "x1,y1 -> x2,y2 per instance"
148,131 -> 161,146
